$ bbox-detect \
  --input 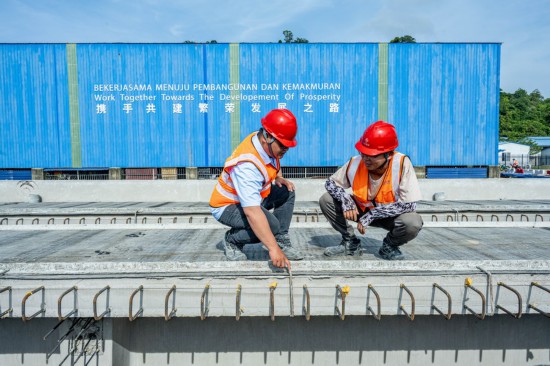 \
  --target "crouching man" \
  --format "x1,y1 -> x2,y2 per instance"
320,121 -> 423,260
209,109 -> 304,268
